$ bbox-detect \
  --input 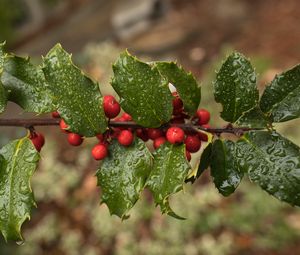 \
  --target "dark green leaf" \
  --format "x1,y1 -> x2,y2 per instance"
236,131 -> 300,206
197,142 -> 213,178
0,42 -> 5,69
146,143 -> 191,219
0,137 -> 40,241
112,51 -> 173,128
0,43 -> 7,113
235,106 -> 270,128
1,55 -> 54,113
43,44 -> 107,136
97,139 -> 152,219
155,62 -> 201,116
260,65 -> 300,122
213,52 -> 259,122
211,140 -> 243,196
